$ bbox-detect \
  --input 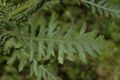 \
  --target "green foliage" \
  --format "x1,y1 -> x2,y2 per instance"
0,0 -> 120,80
81,0 -> 120,17
0,13 -> 106,79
